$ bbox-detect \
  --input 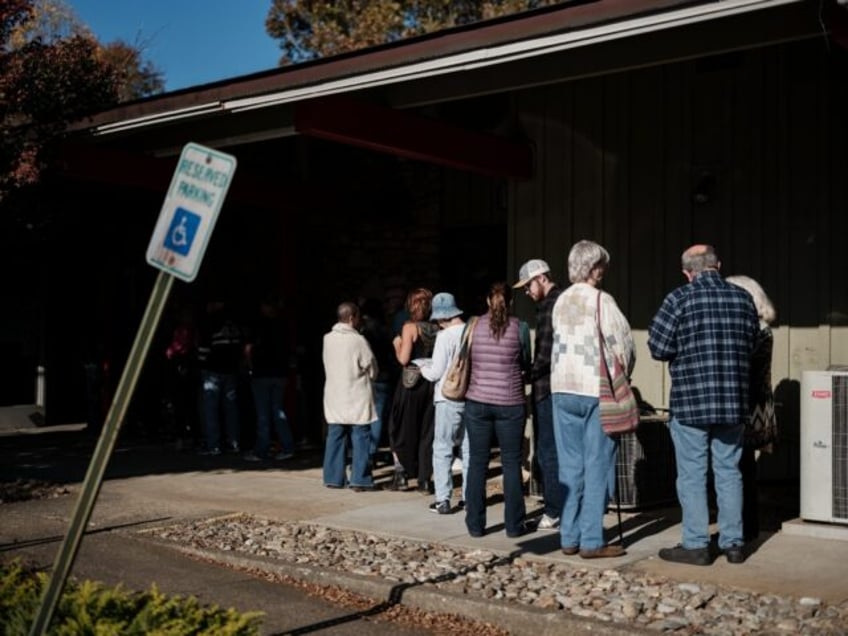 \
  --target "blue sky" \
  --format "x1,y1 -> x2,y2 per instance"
67,1 -> 282,91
